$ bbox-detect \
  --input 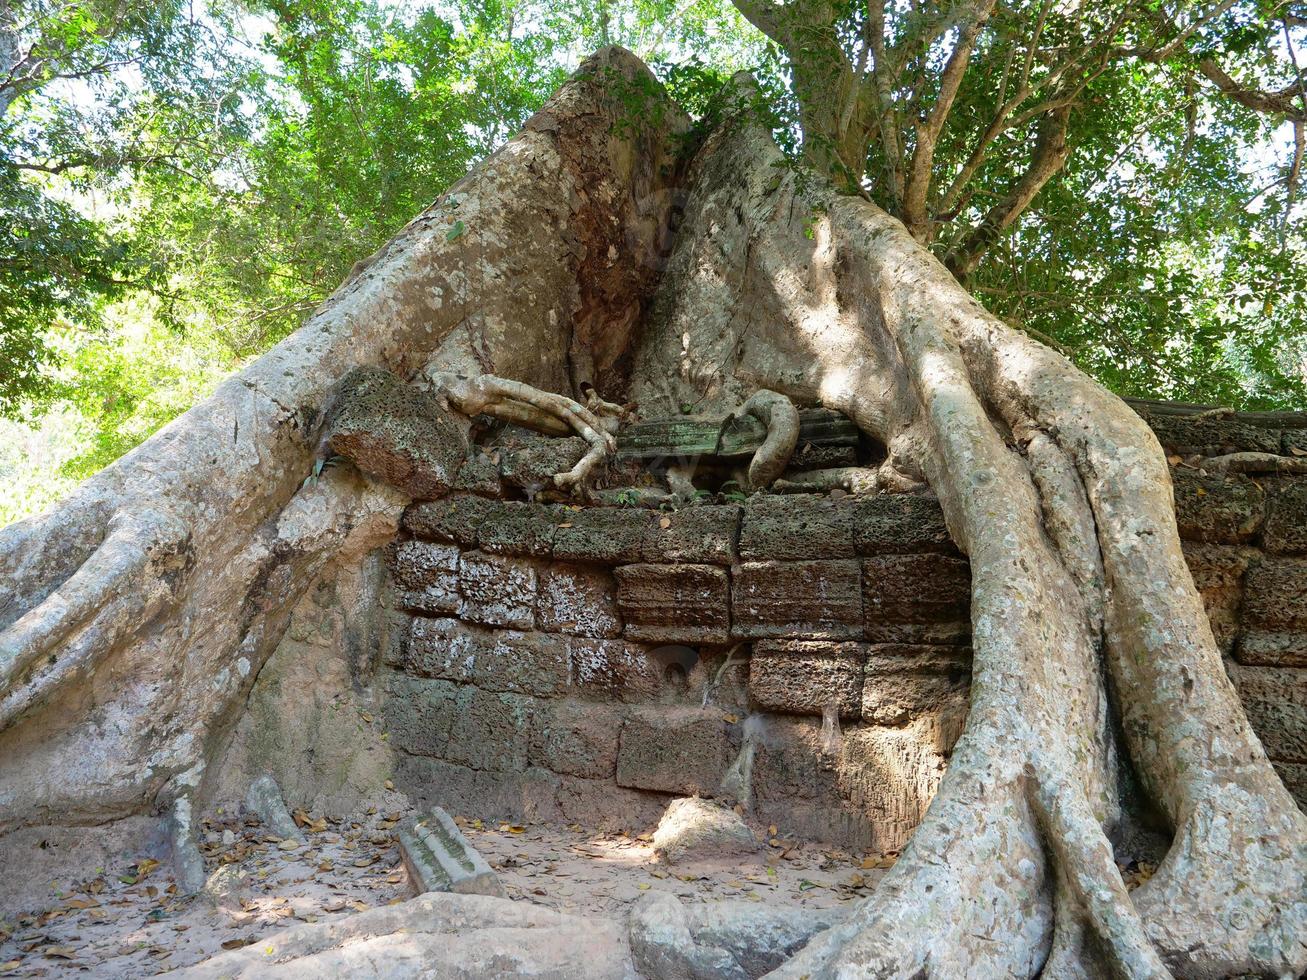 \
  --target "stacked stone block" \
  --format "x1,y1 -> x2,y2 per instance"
379,410 -> 1307,849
